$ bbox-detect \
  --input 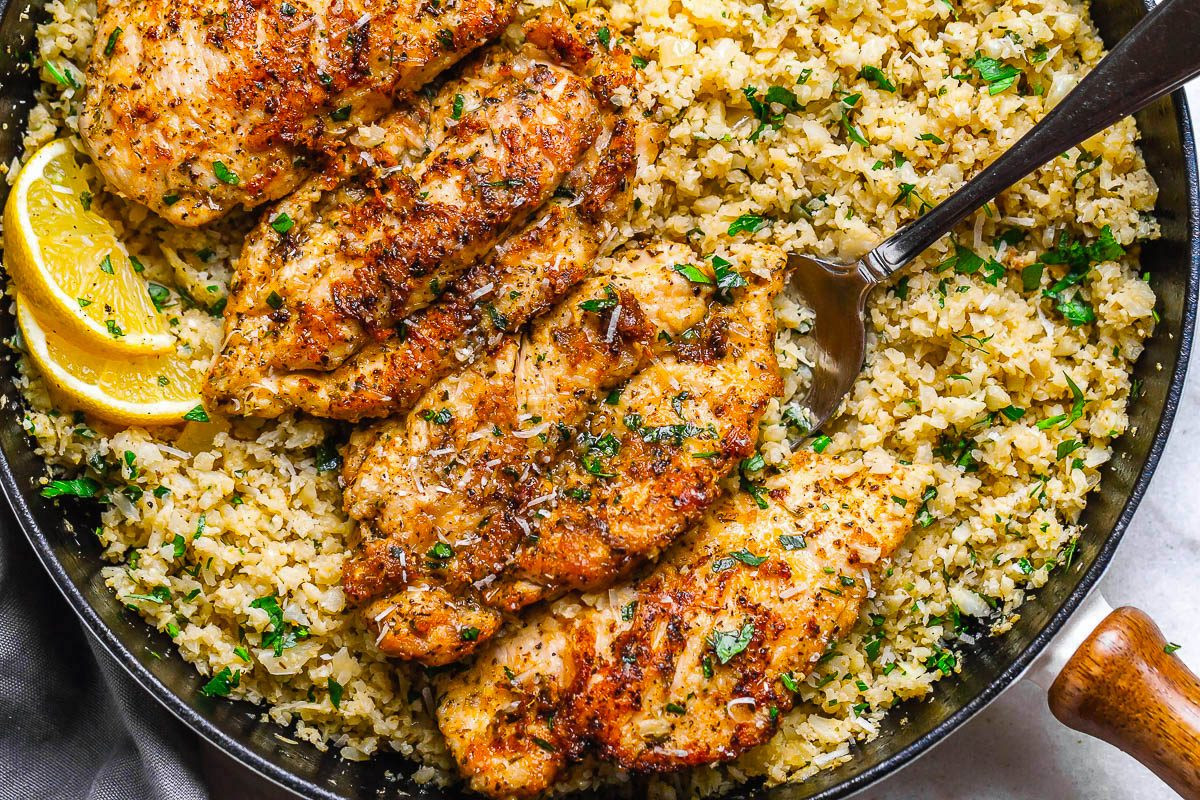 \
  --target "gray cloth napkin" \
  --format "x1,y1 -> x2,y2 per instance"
0,511 -> 209,800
